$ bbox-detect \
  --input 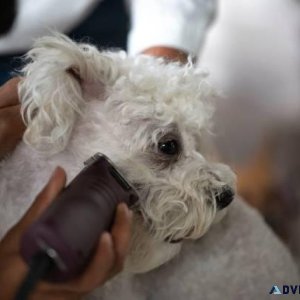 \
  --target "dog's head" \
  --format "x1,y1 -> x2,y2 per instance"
19,34 -> 236,272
